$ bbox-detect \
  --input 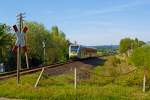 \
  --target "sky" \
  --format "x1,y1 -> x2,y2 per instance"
0,0 -> 150,46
